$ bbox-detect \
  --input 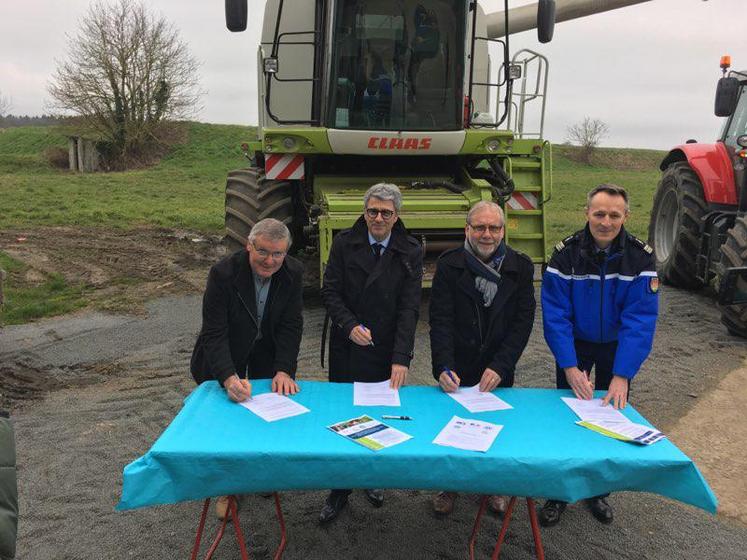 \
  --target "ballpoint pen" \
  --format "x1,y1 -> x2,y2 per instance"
382,415 -> 412,420
360,324 -> 375,346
